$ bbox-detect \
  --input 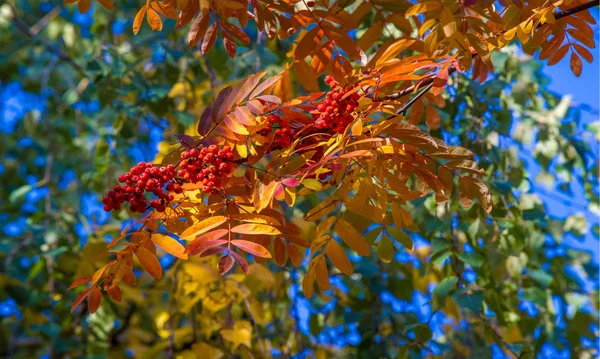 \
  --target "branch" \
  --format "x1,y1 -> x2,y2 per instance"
9,5 -> 87,77
376,0 -> 600,104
